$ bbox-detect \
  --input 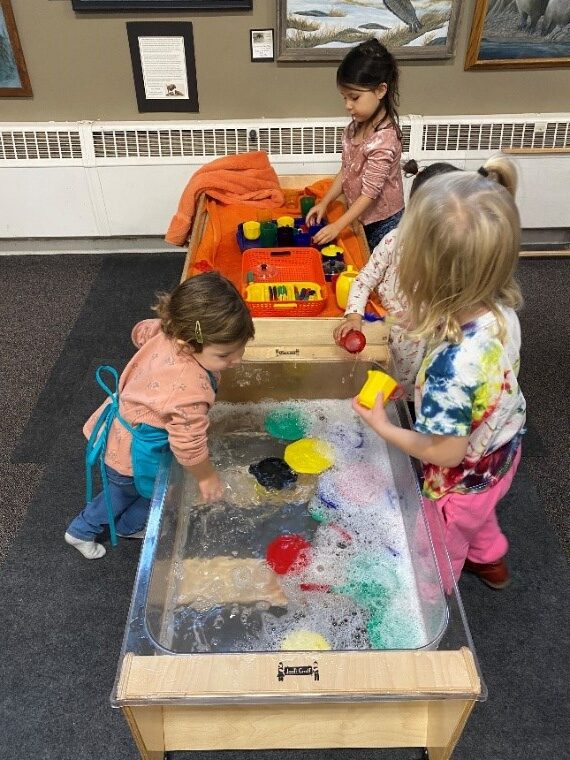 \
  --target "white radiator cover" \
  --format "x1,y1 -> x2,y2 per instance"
0,115 -> 568,238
